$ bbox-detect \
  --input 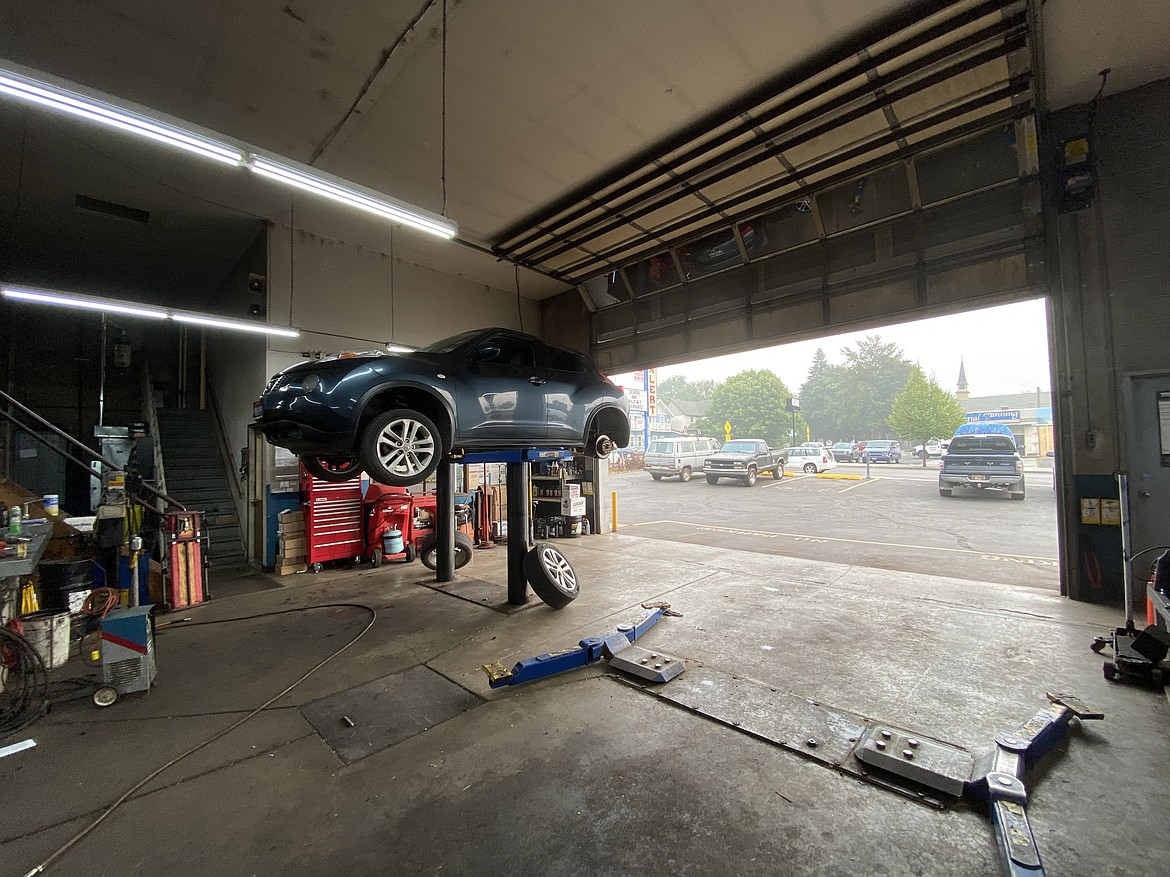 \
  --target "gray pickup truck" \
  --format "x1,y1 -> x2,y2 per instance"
703,439 -> 786,487
938,434 -> 1025,499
